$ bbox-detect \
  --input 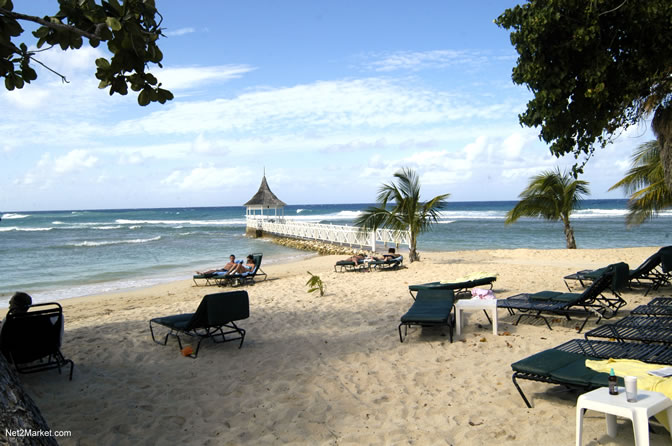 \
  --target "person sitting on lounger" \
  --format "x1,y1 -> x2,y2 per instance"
197,255 -> 239,275
0,292 -> 33,341
228,255 -> 256,275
